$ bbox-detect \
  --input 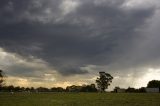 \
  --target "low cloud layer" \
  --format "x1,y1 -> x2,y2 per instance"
0,0 -> 160,89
